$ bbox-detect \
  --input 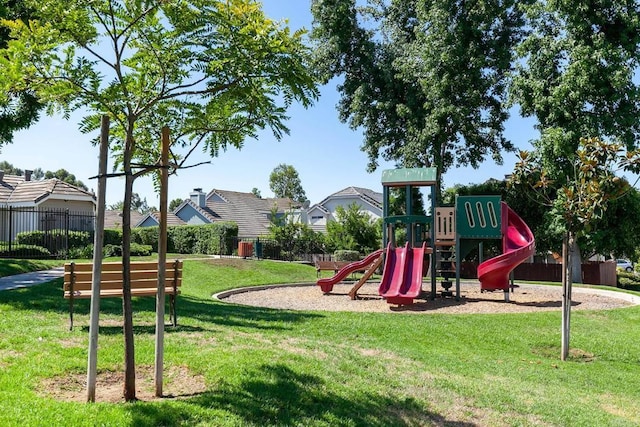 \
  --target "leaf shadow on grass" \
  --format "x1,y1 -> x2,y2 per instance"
129,363 -> 477,427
